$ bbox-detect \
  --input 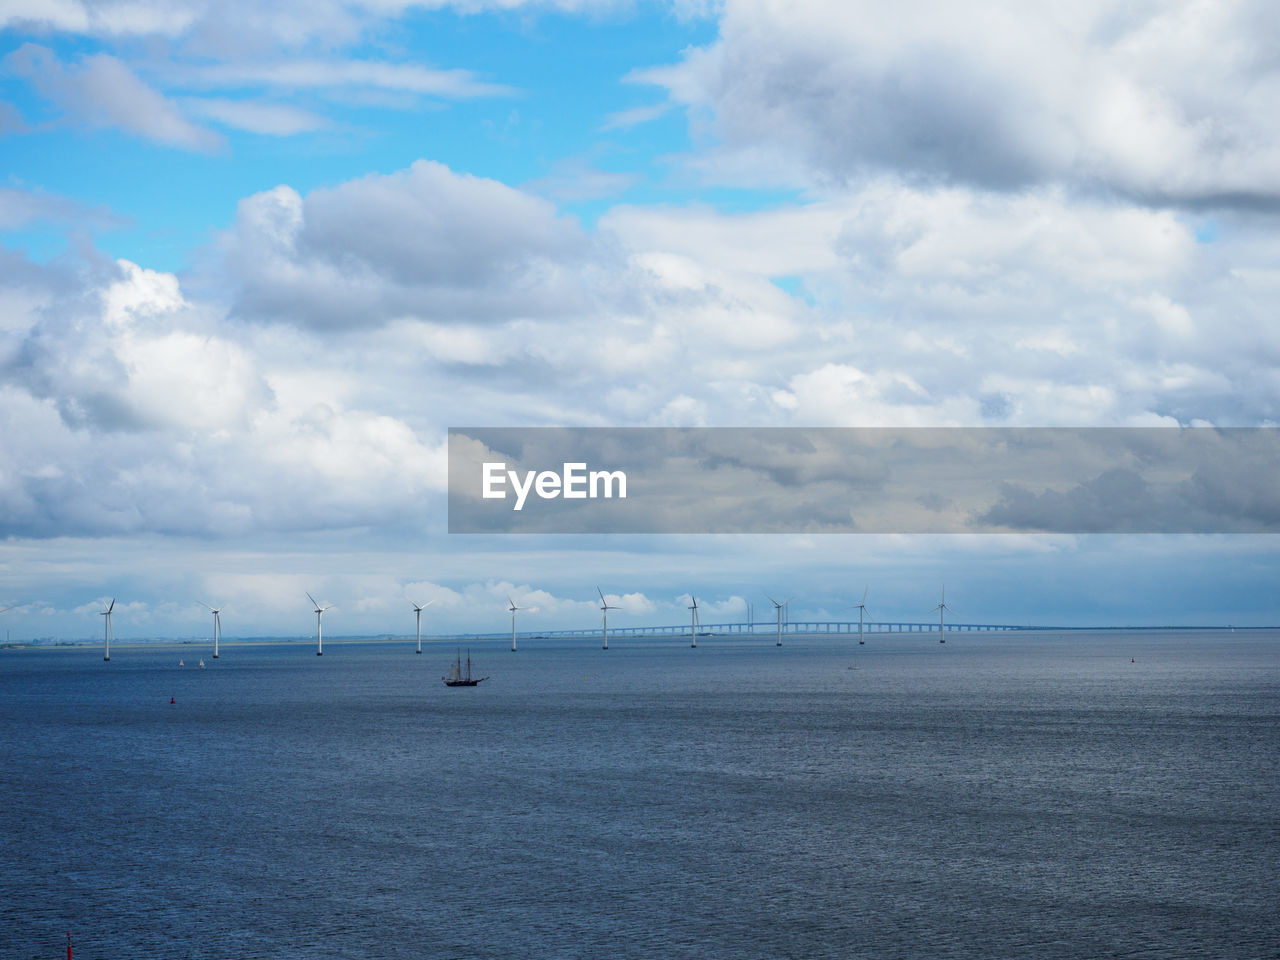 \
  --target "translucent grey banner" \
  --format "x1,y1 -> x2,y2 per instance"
447,427 -> 1280,534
